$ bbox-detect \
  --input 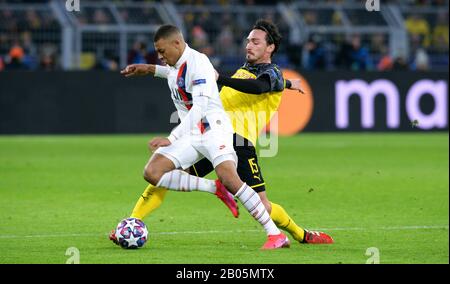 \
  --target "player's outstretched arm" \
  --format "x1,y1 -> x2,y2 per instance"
121,64 -> 153,77
121,64 -> 170,78
216,72 -> 304,94
148,137 -> 171,152
217,73 -> 272,94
